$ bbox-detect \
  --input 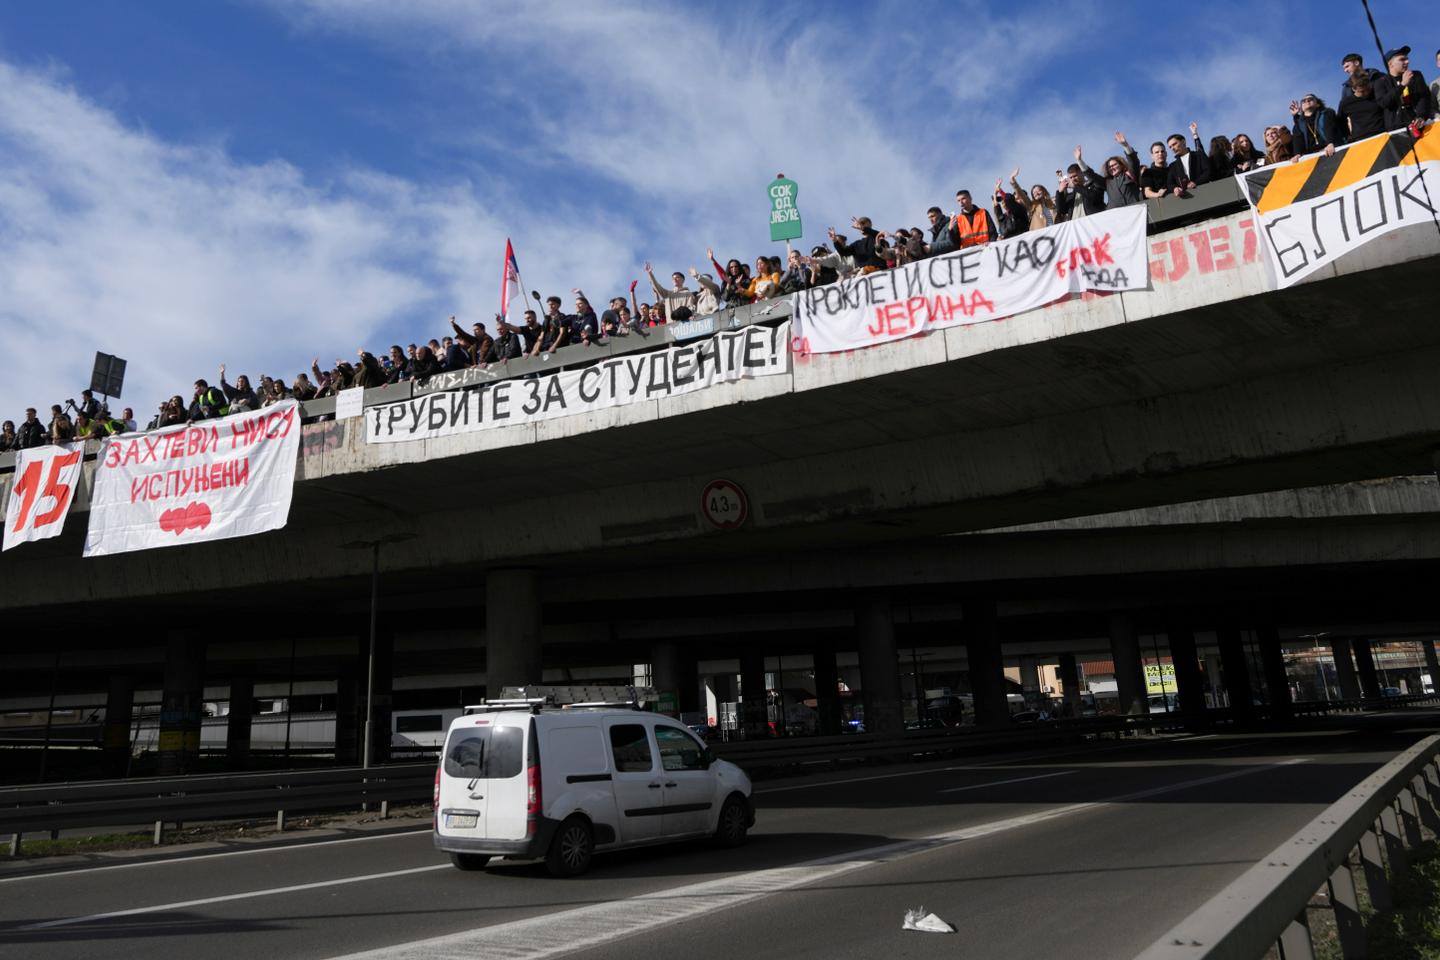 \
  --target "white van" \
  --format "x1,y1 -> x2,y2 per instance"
433,686 -> 754,876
